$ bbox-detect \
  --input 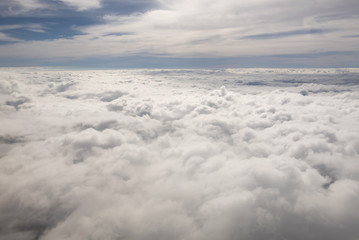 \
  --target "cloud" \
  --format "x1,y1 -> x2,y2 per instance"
0,32 -> 22,42
0,68 -> 359,239
5,96 -> 30,110
0,24 -> 46,43
242,29 -> 334,40
0,0 -> 45,16
0,24 -> 47,35
99,90 -> 127,102
0,0 -> 103,16
59,0 -> 103,11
